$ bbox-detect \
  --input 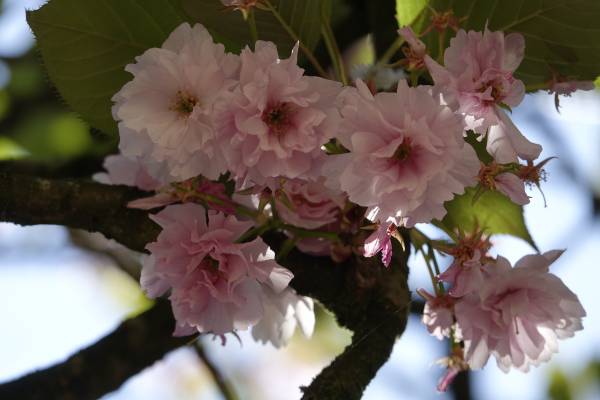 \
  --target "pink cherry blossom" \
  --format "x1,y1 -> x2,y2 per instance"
252,287 -> 315,348
325,79 -> 479,229
549,80 -> 595,96
113,23 -> 239,182
418,289 -> 454,340
221,0 -> 259,11
274,177 -> 346,230
434,353 -> 469,393
494,172 -> 529,205
454,251 -> 586,372
141,203 -> 293,335
93,154 -> 163,191
213,41 -> 342,186
398,26 -> 426,70
425,29 -> 542,162
363,224 -> 394,267
440,258 -> 489,298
